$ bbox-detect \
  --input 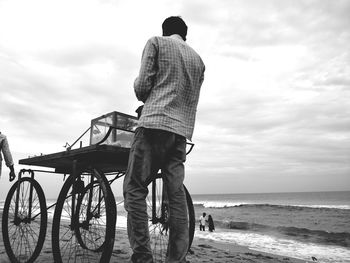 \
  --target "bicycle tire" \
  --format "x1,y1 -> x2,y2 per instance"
184,185 -> 195,250
51,168 -> 116,263
75,180 -> 109,252
147,176 -> 195,262
2,177 -> 47,263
